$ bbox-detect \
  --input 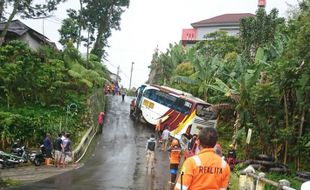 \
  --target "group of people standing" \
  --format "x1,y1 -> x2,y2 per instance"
103,83 -> 127,102
104,83 -> 119,95
146,120 -> 232,190
43,132 -> 73,167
